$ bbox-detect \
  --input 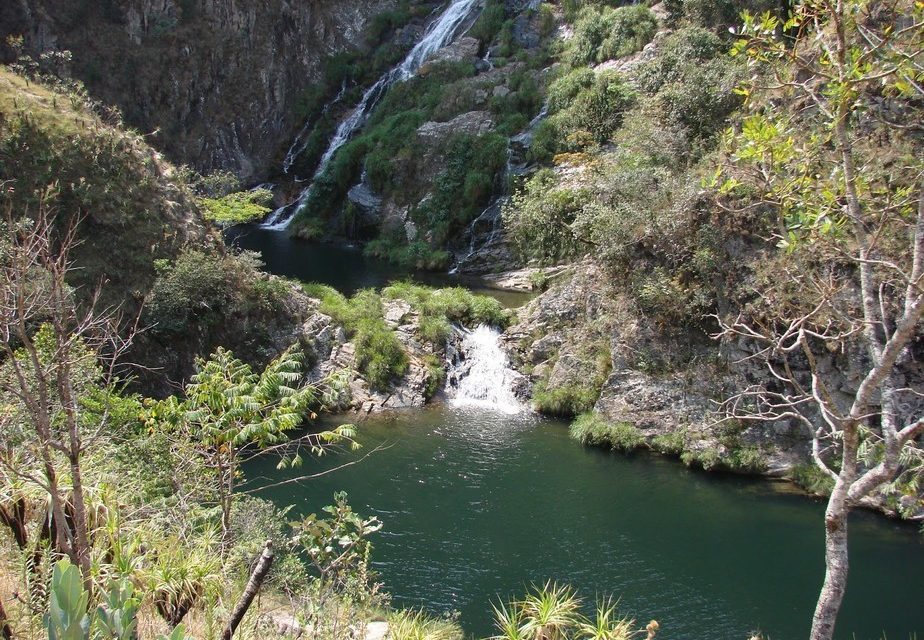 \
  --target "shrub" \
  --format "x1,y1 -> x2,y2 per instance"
635,27 -> 724,92
470,0 -> 507,46
567,5 -> 658,66
147,250 -> 287,336
570,413 -> 644,452
504,169 -> 590,264
198,188 -> 273,225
